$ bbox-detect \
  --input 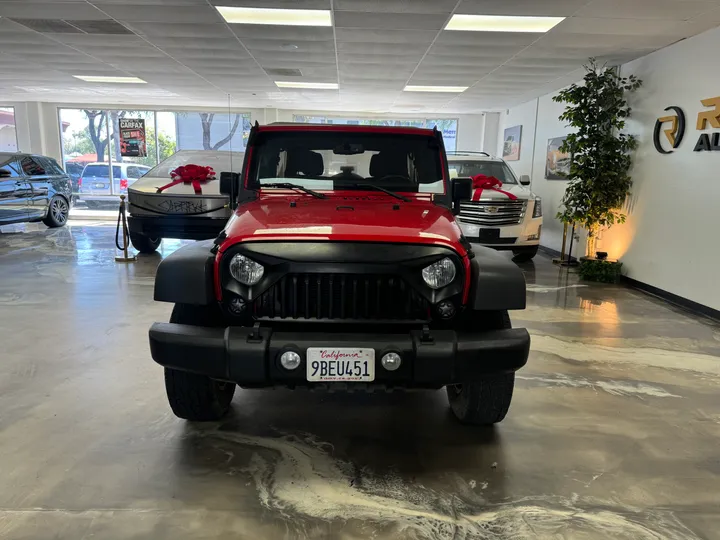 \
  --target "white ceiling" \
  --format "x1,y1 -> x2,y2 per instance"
1,0 -> 719,113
